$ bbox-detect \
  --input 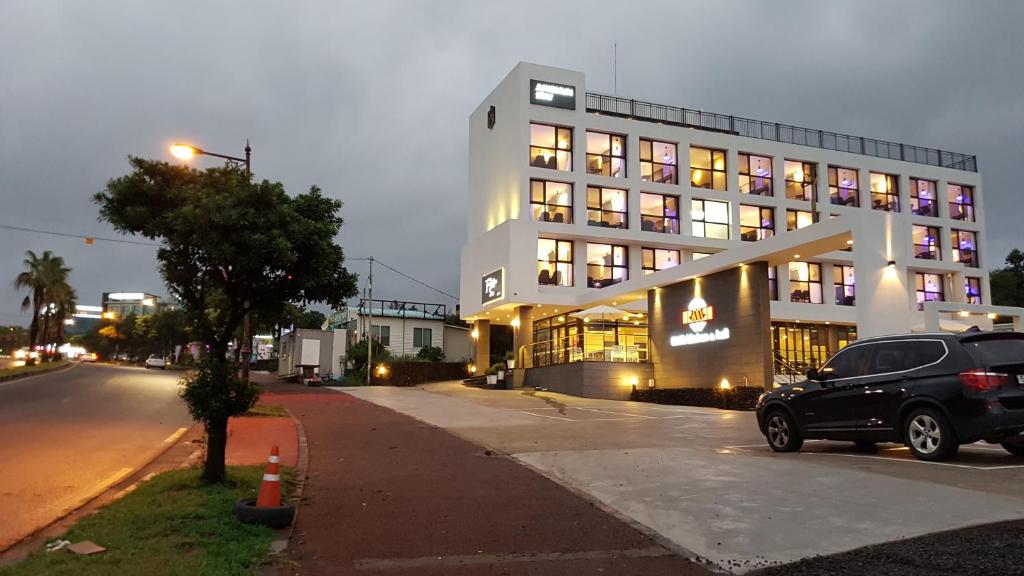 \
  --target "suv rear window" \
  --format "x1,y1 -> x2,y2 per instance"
962,337 -> 1024,367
